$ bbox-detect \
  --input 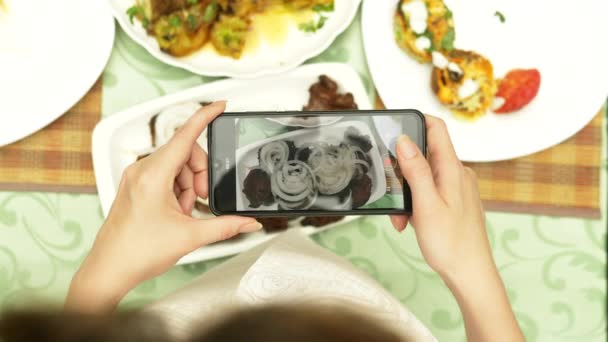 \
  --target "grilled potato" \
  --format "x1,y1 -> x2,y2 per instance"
431,50 -> 496,119
210,15 -> 250,59
139,0 -> 190,21
394,0 -> 455,63
153,3 -> 216,57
